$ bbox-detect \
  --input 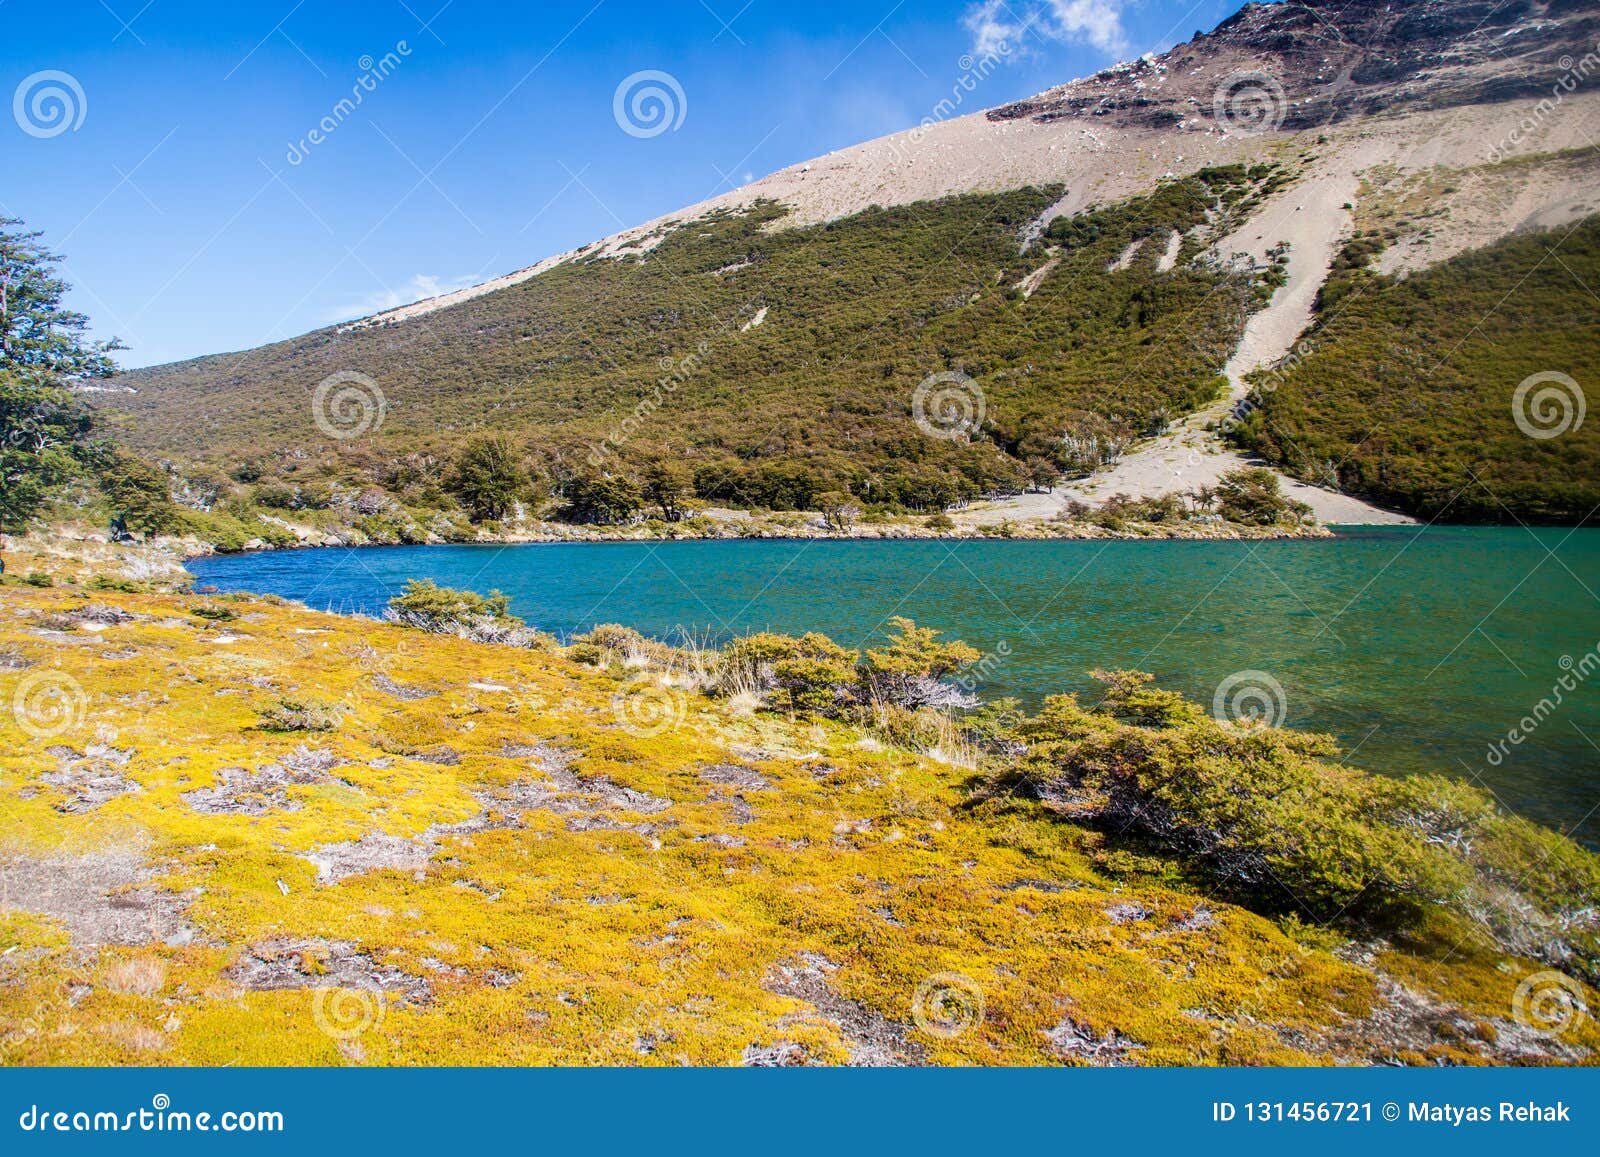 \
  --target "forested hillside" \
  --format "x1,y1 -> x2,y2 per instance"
1233,215 -> 1600,524
106,167 -> 1286,513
